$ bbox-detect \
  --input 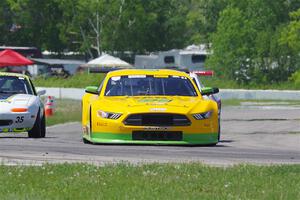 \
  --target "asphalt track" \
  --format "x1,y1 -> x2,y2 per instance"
0,104 -> 299,166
